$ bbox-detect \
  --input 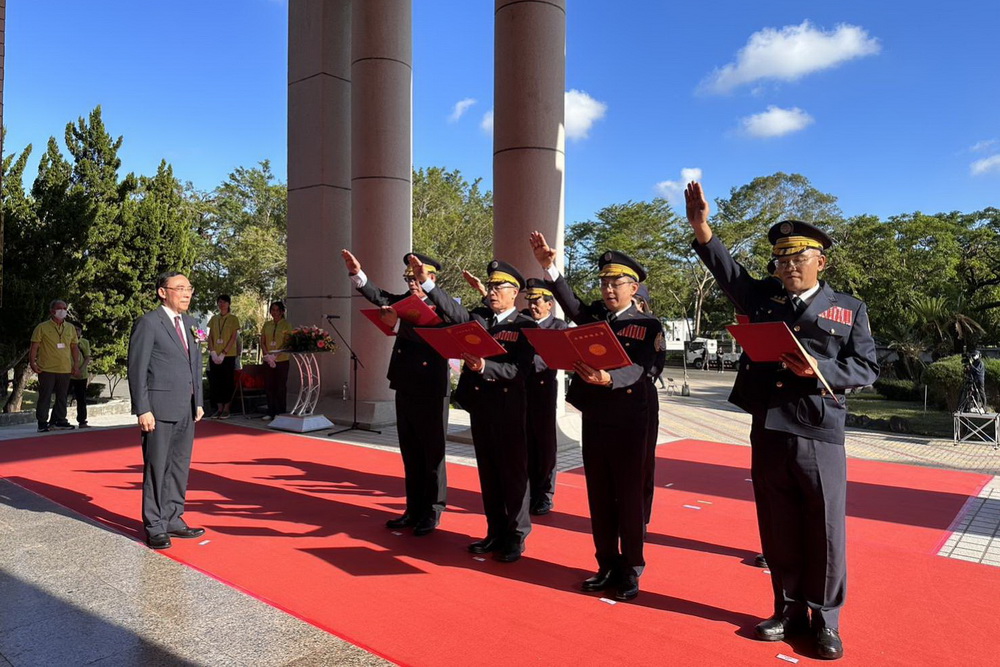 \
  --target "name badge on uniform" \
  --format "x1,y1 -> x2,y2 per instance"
57,343 -> 66,349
